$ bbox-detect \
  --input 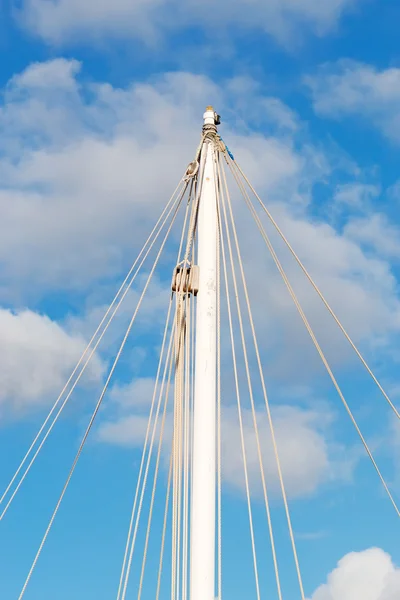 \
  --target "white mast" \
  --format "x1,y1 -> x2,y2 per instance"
190,107 -> 219,600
